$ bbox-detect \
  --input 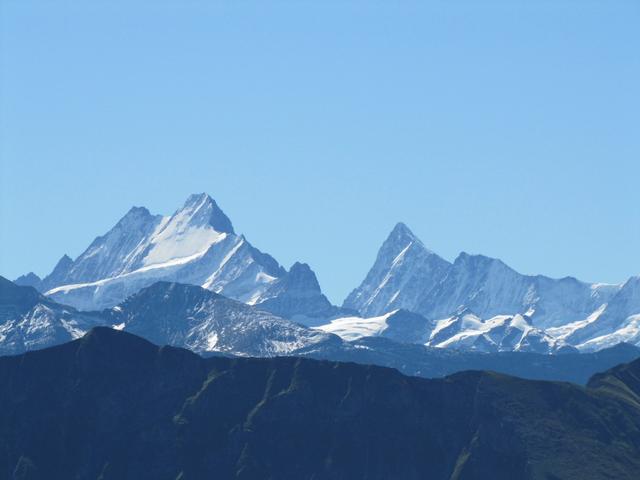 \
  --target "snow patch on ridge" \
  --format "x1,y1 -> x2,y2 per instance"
143,195 -> 227,267
576,314 -> 640,351
314,310 -> 399,341
547,304 -> 608,341
45,249 -> 214,296
202,238 -> 246,290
